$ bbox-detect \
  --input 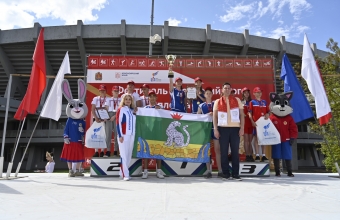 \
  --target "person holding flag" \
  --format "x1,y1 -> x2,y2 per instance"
197,87 -> 222,178
142,91 -> 165,179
